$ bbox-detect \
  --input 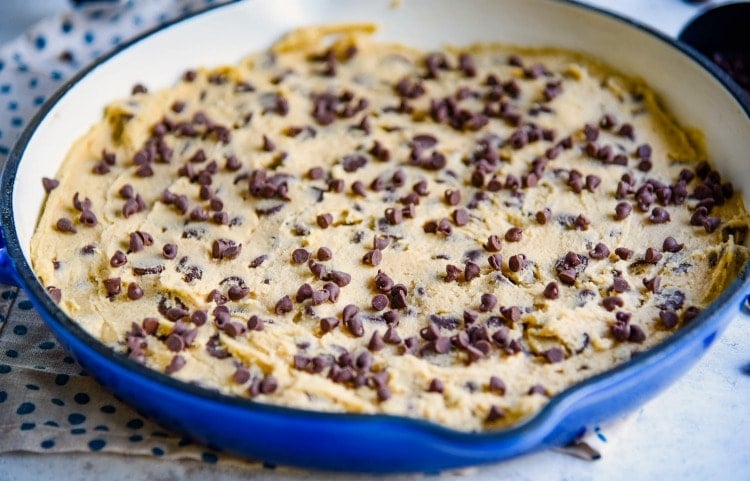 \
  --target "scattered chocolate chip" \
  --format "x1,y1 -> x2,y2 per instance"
317,213 -> 333,228
453,208 -> 469,227
644,247 -> 662,264
508,254 -> 526,272
615,247 -> 633,260
544,347 -> 565,363
292,248 -> 310,264
444,189 -> 461,206
42,177 -> 59,193
162,243 -> 178,260
643,275 -> 661,293
127,283 -> 143,300
363,249 -> 382,266
274,295 -> 293,314
329,270 -> 352,287
104,277 -> 121,297
165,355 -> 186,374
602,296 -> 624,311
484,235 -> 502,252
372,294 -> 389,311
505,227 -> 522,242
649,207 -> 671,224
320,317 -> 340,333
480,293 -> 497,312
628,324 -> 646,343
662,236 -> 684,253
56,218 -> 77,233
614,202 -> 632,220
589,243 -> 610,260
464,262 -> 481,282
110,250 -> 127,267
543,282 -> 559,300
